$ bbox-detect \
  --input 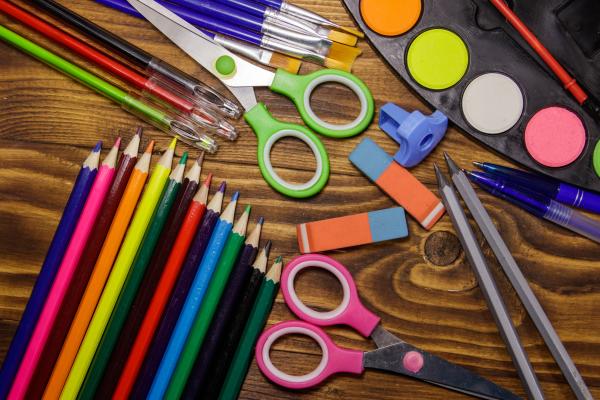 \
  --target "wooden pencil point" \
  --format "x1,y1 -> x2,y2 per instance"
102,141 -> 120,168
252,242 -> 271,273
266,258 -> 282,283
185,157 -> 202,183
169,161 -> 186,182
123,133 -> 141,157
84,143 -> 102,170
206,183 -> 225,212
145,140 -> 155,154
233,205 -> 251,235
179,152 -> 188,165
244,217 -> 263,247
113,137 -> 122,149
168,138 -> 177,150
